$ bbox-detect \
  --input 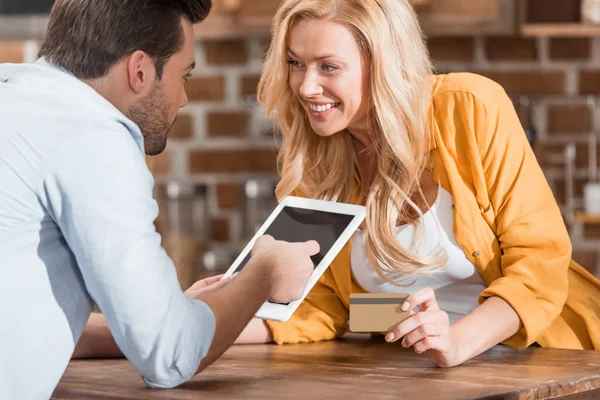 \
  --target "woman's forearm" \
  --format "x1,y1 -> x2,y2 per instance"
234,318 -> 274,344
451,296 -> 522,363
72,312 -> 123,359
